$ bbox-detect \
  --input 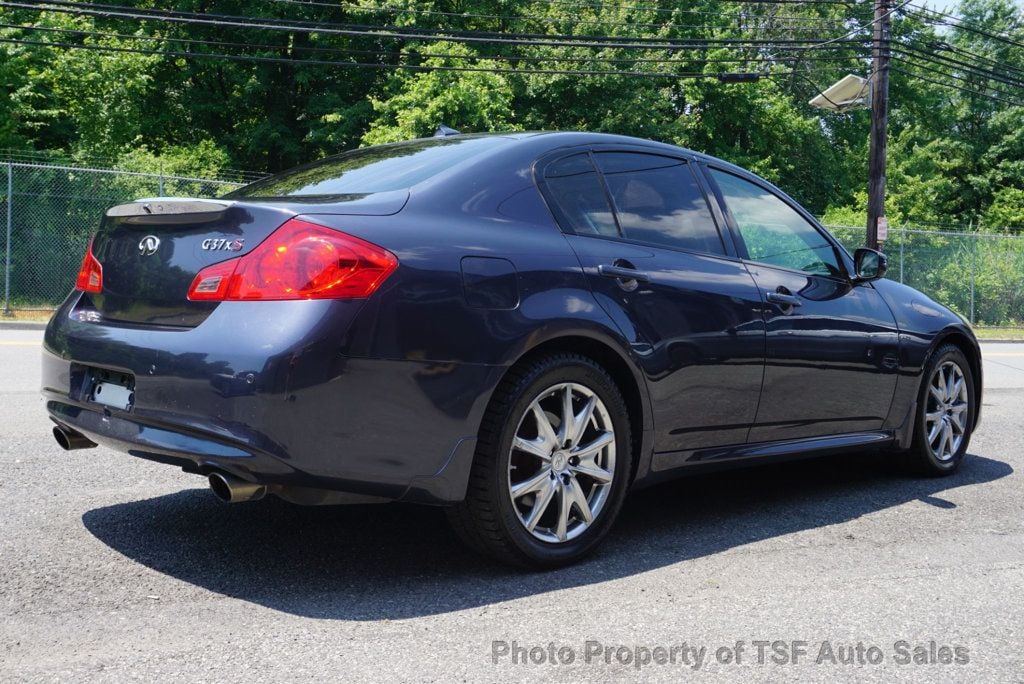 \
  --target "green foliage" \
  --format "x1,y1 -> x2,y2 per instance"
3,0 -> 1023,225
362,43 -> 519,144
982,187 -> 1024,230
4,0 -> 1024,321
114,140 -> 233,179
821,193 -> 868,228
